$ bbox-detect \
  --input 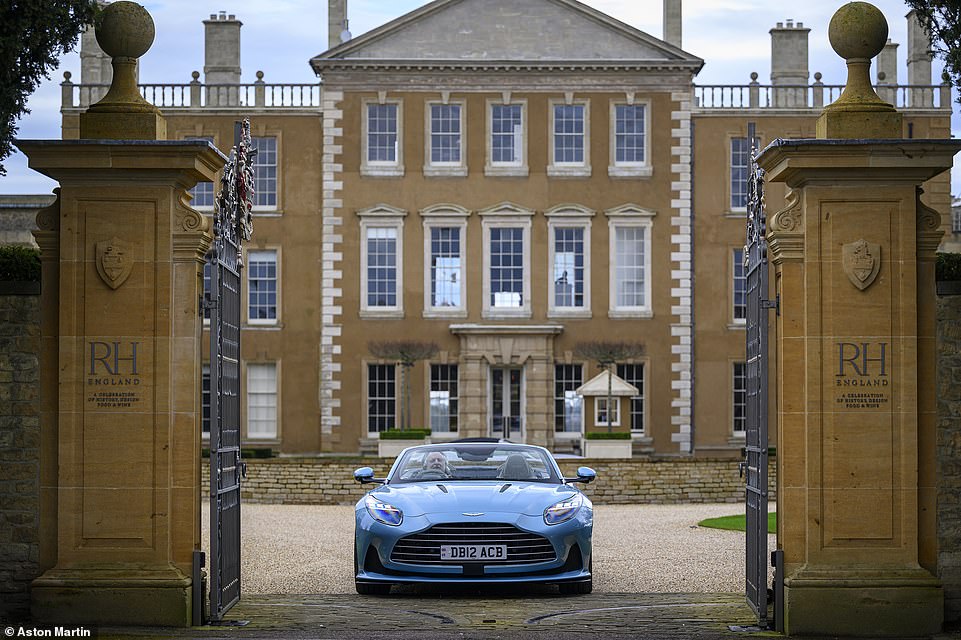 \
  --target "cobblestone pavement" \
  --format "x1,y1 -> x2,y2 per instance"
93,591 -> 961,640
97,592 -> 765,639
